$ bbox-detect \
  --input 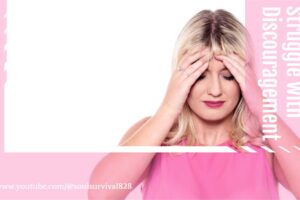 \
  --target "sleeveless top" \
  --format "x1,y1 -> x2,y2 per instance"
141,140 -> 279,200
